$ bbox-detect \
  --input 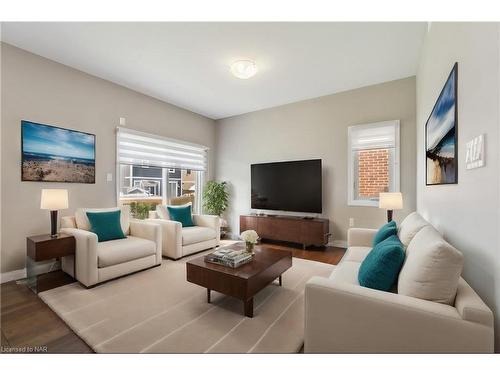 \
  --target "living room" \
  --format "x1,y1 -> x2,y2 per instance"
1,1 -> 500,373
